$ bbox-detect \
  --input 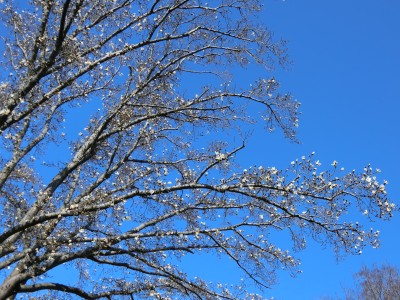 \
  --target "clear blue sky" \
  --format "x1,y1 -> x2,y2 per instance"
181,1 -> 400,299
